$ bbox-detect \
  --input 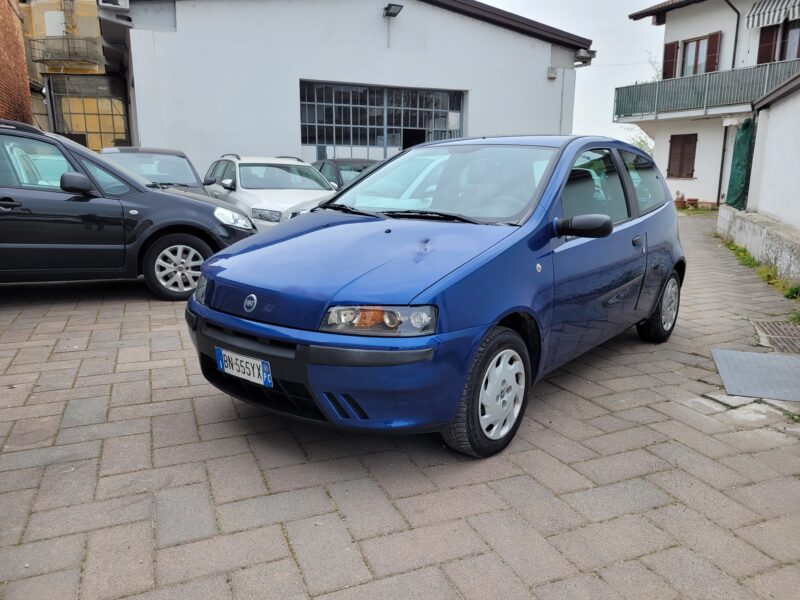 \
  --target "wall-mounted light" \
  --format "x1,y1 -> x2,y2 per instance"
383,3 -> 403,17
